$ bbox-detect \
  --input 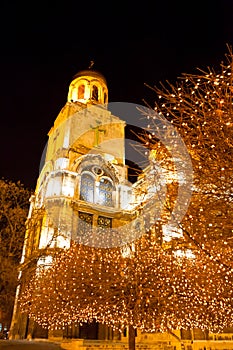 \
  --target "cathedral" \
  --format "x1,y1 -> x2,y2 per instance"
9,68 -> 233,350
10,67 -> 145,341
